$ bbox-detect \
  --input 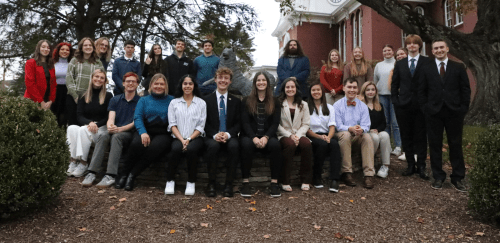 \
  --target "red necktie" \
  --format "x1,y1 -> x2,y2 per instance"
347,100 -> 356,106
440,62 -> 445,79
